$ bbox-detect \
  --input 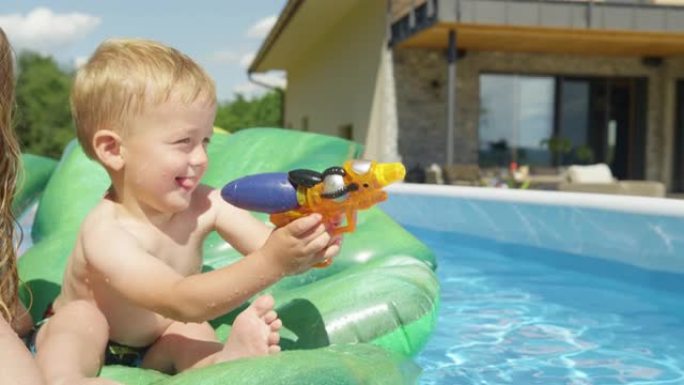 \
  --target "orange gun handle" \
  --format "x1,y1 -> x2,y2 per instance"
269,211 -> 333,269
271,210 -> 351,235
312,210 -> 355,268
